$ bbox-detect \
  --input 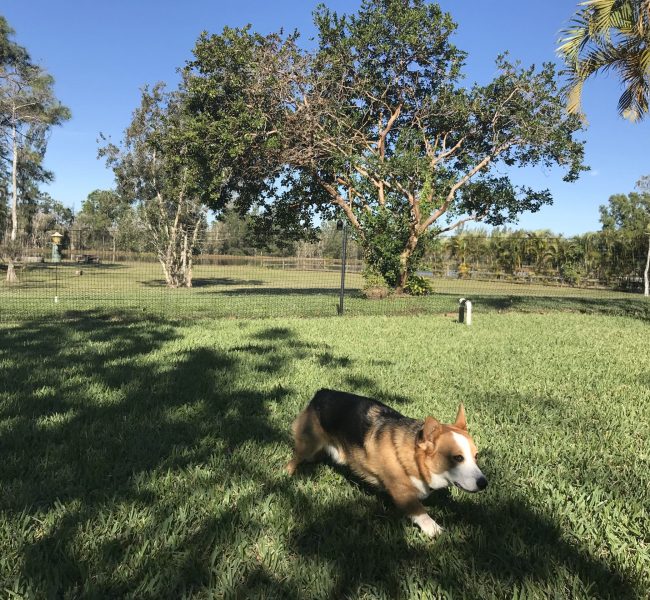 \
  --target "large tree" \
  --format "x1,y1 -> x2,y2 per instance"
188,0 -> 587,290
0,16 -> 70,282
100,85 -> 210,287
558,0 -> 650,121
104,25 -> 292,287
